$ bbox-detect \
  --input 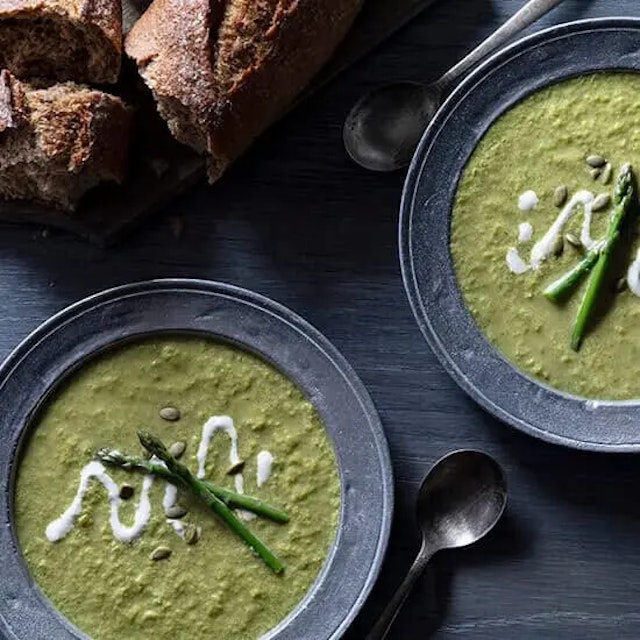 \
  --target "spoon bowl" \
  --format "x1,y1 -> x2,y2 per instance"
344,0 -> 565,171
343,82 -> 440,172
367,449 -> 507,640
418,449 -> 507,549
